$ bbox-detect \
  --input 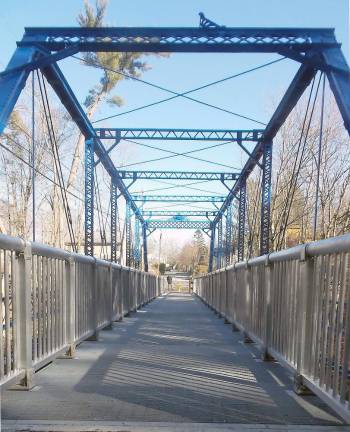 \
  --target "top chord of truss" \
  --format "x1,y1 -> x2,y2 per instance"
20,27 -> 339,54
95,128 -> 264,142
